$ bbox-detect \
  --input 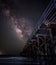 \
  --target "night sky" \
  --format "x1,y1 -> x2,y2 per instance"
0,0 -> 50,55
